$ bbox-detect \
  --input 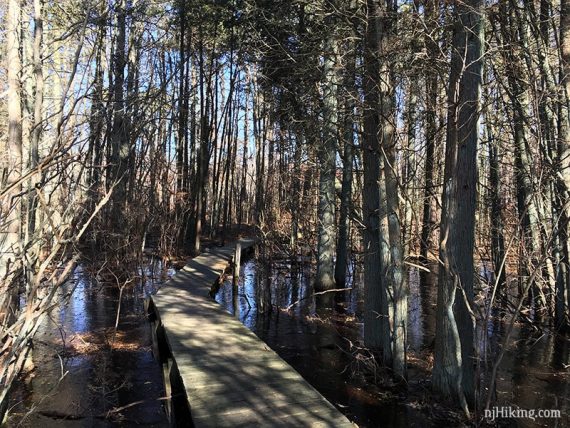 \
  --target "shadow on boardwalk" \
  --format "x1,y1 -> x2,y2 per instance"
148,239 -> 354,427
